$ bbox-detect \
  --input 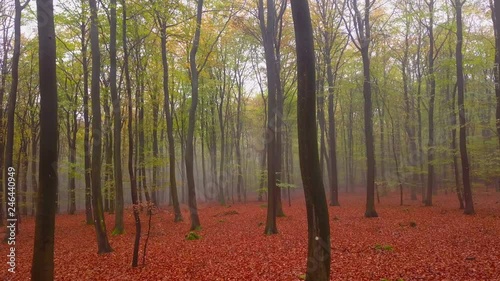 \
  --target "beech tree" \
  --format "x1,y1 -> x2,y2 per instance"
346,0 -> 378,217
31,0 -> 58,278
291,1 -> 331,280
452,0 -> 474,214
89,0 -> 112,253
